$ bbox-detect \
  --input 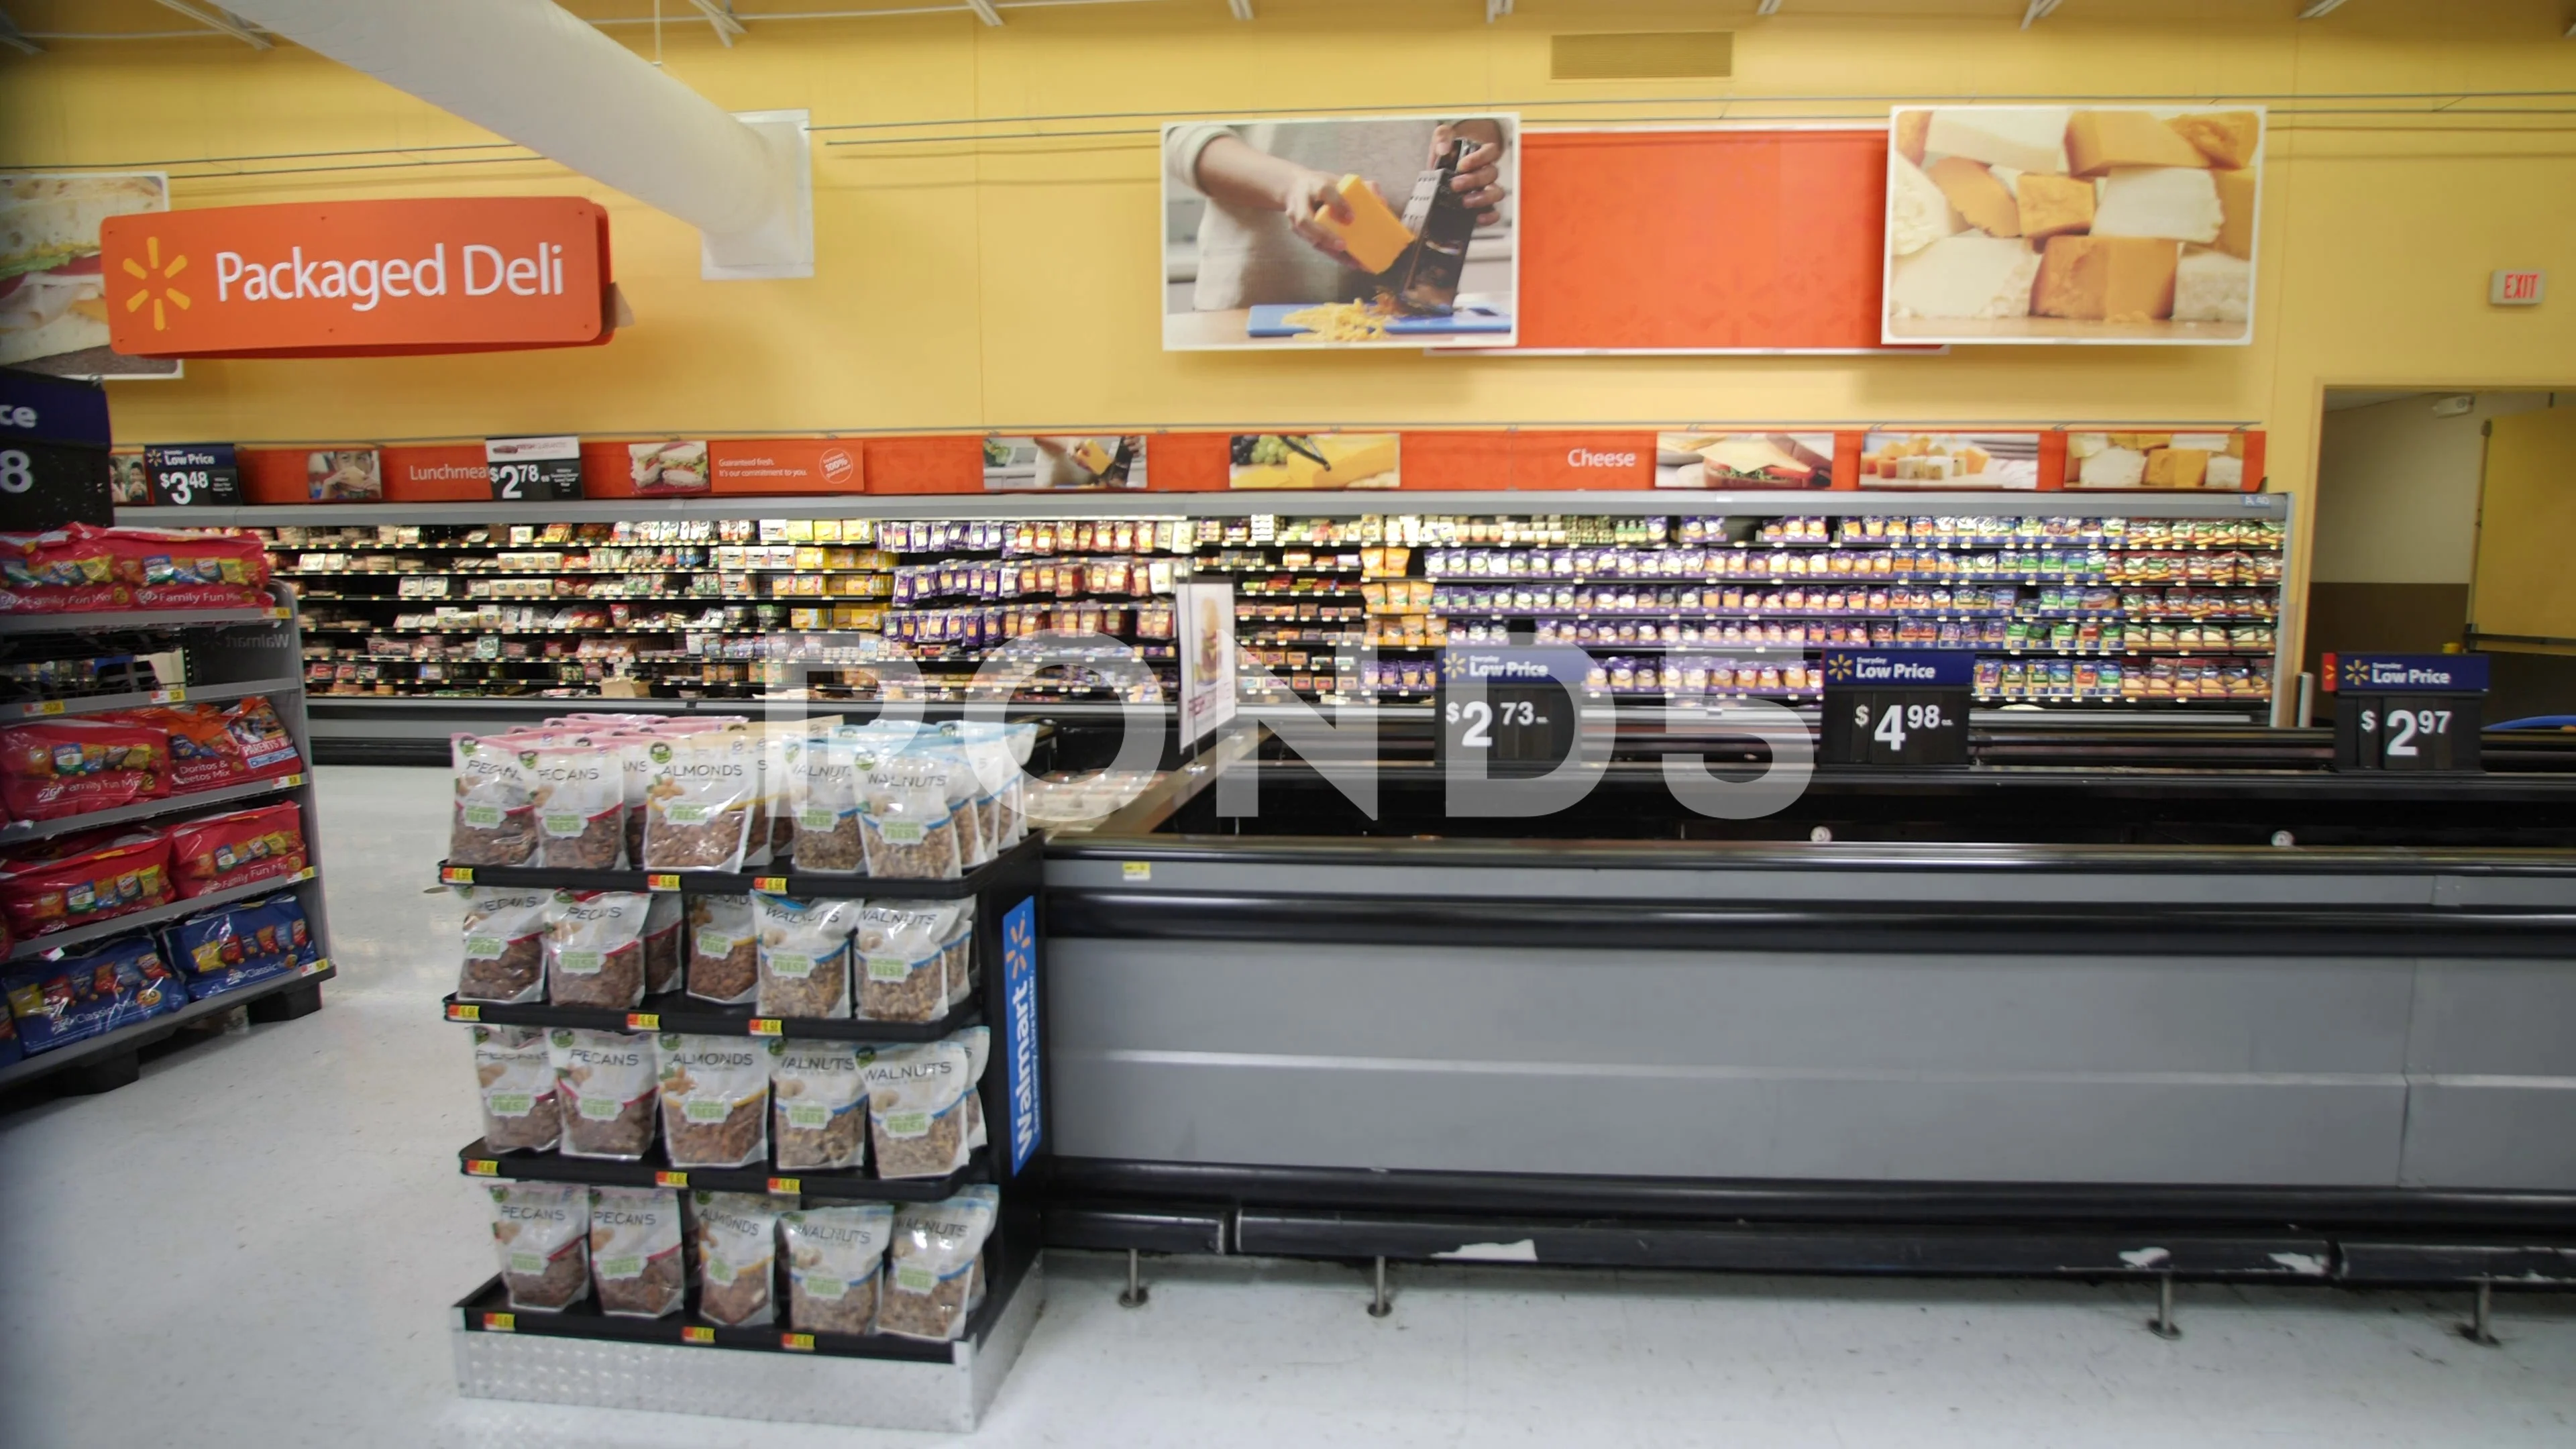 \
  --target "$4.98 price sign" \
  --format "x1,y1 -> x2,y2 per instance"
1819,650 -> 1974,767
